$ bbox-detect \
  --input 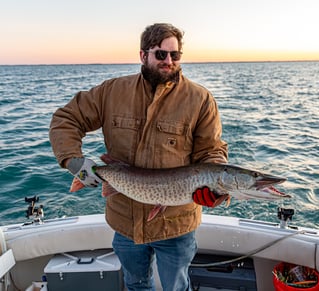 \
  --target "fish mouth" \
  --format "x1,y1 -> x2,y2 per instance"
255,174 -> 286,190
255,174 -> 290,197
263,185 -> 291,198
